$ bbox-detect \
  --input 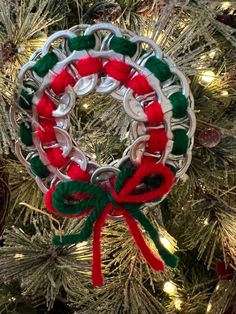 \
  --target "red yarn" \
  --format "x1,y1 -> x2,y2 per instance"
103,60 -> 131,84
36,94 -> 56,118
37,119 -> 56,143
46,147 -> 69,168
146,128 -> 168,153
92,203 -> 112,287
76,57 -> 102,77
122,209 -> 165,271
145,101 -> 163,125
127,74 -> 153,95
119,162 -> 174,203
45,186 -> 58,215
51,69 -> 76,95
67,162 -> 90,181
